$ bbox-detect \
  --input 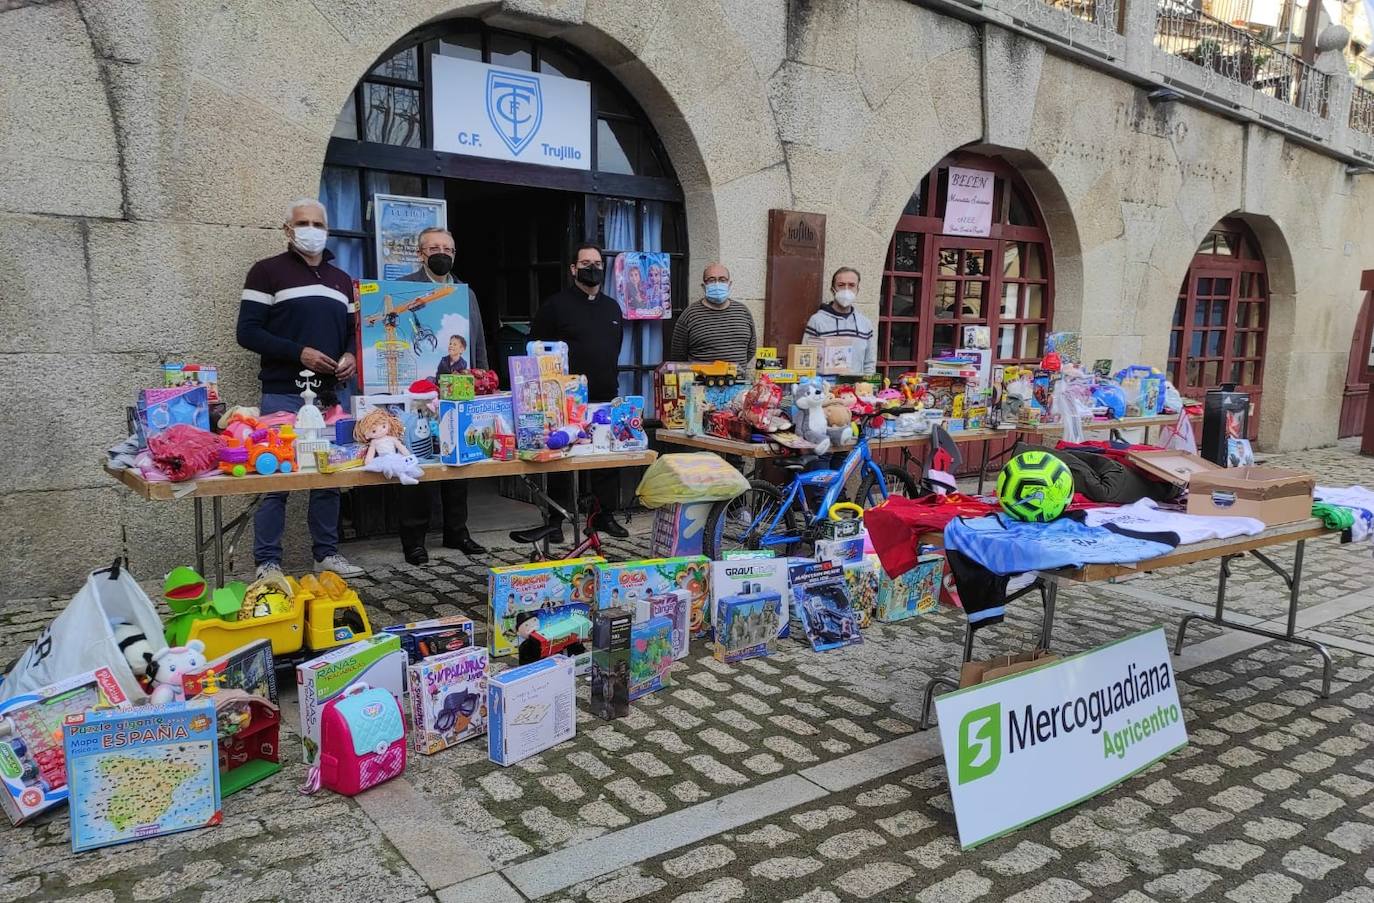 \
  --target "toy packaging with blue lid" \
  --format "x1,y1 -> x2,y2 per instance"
488,656 -> 575,766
